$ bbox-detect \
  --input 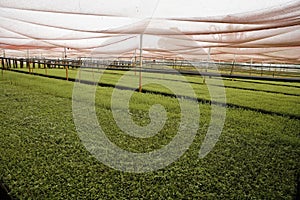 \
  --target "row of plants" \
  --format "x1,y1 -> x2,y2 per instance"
9,68 -> 300,117
0,71 -> 299,199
